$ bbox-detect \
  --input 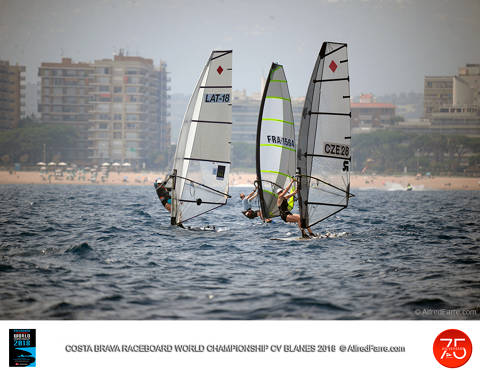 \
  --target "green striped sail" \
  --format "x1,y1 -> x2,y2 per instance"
256,63 -> 296,219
